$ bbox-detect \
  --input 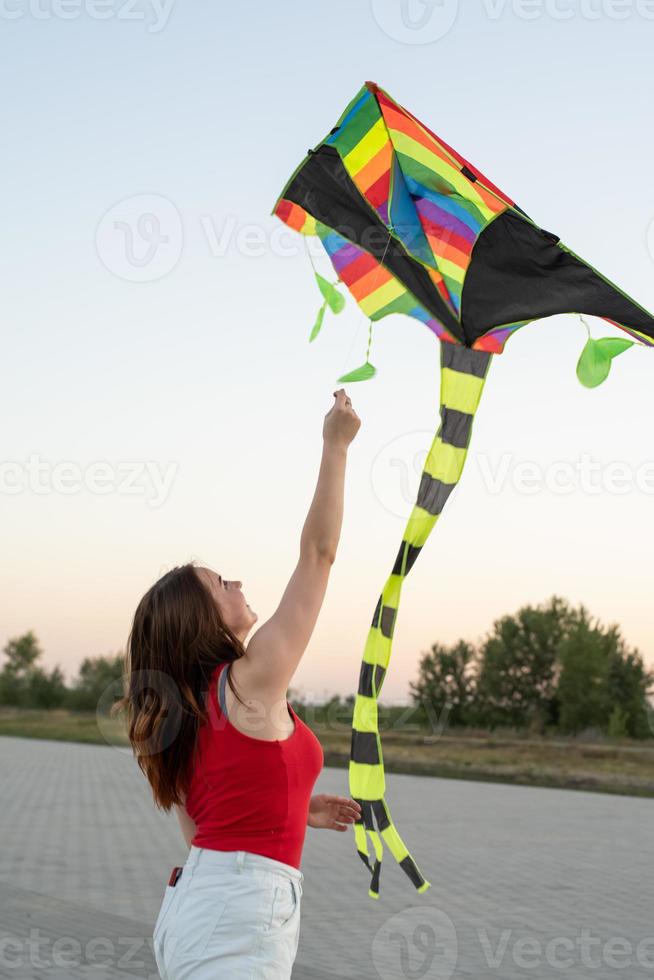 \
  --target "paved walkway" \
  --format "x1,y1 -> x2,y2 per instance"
0,735 -> 652,979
